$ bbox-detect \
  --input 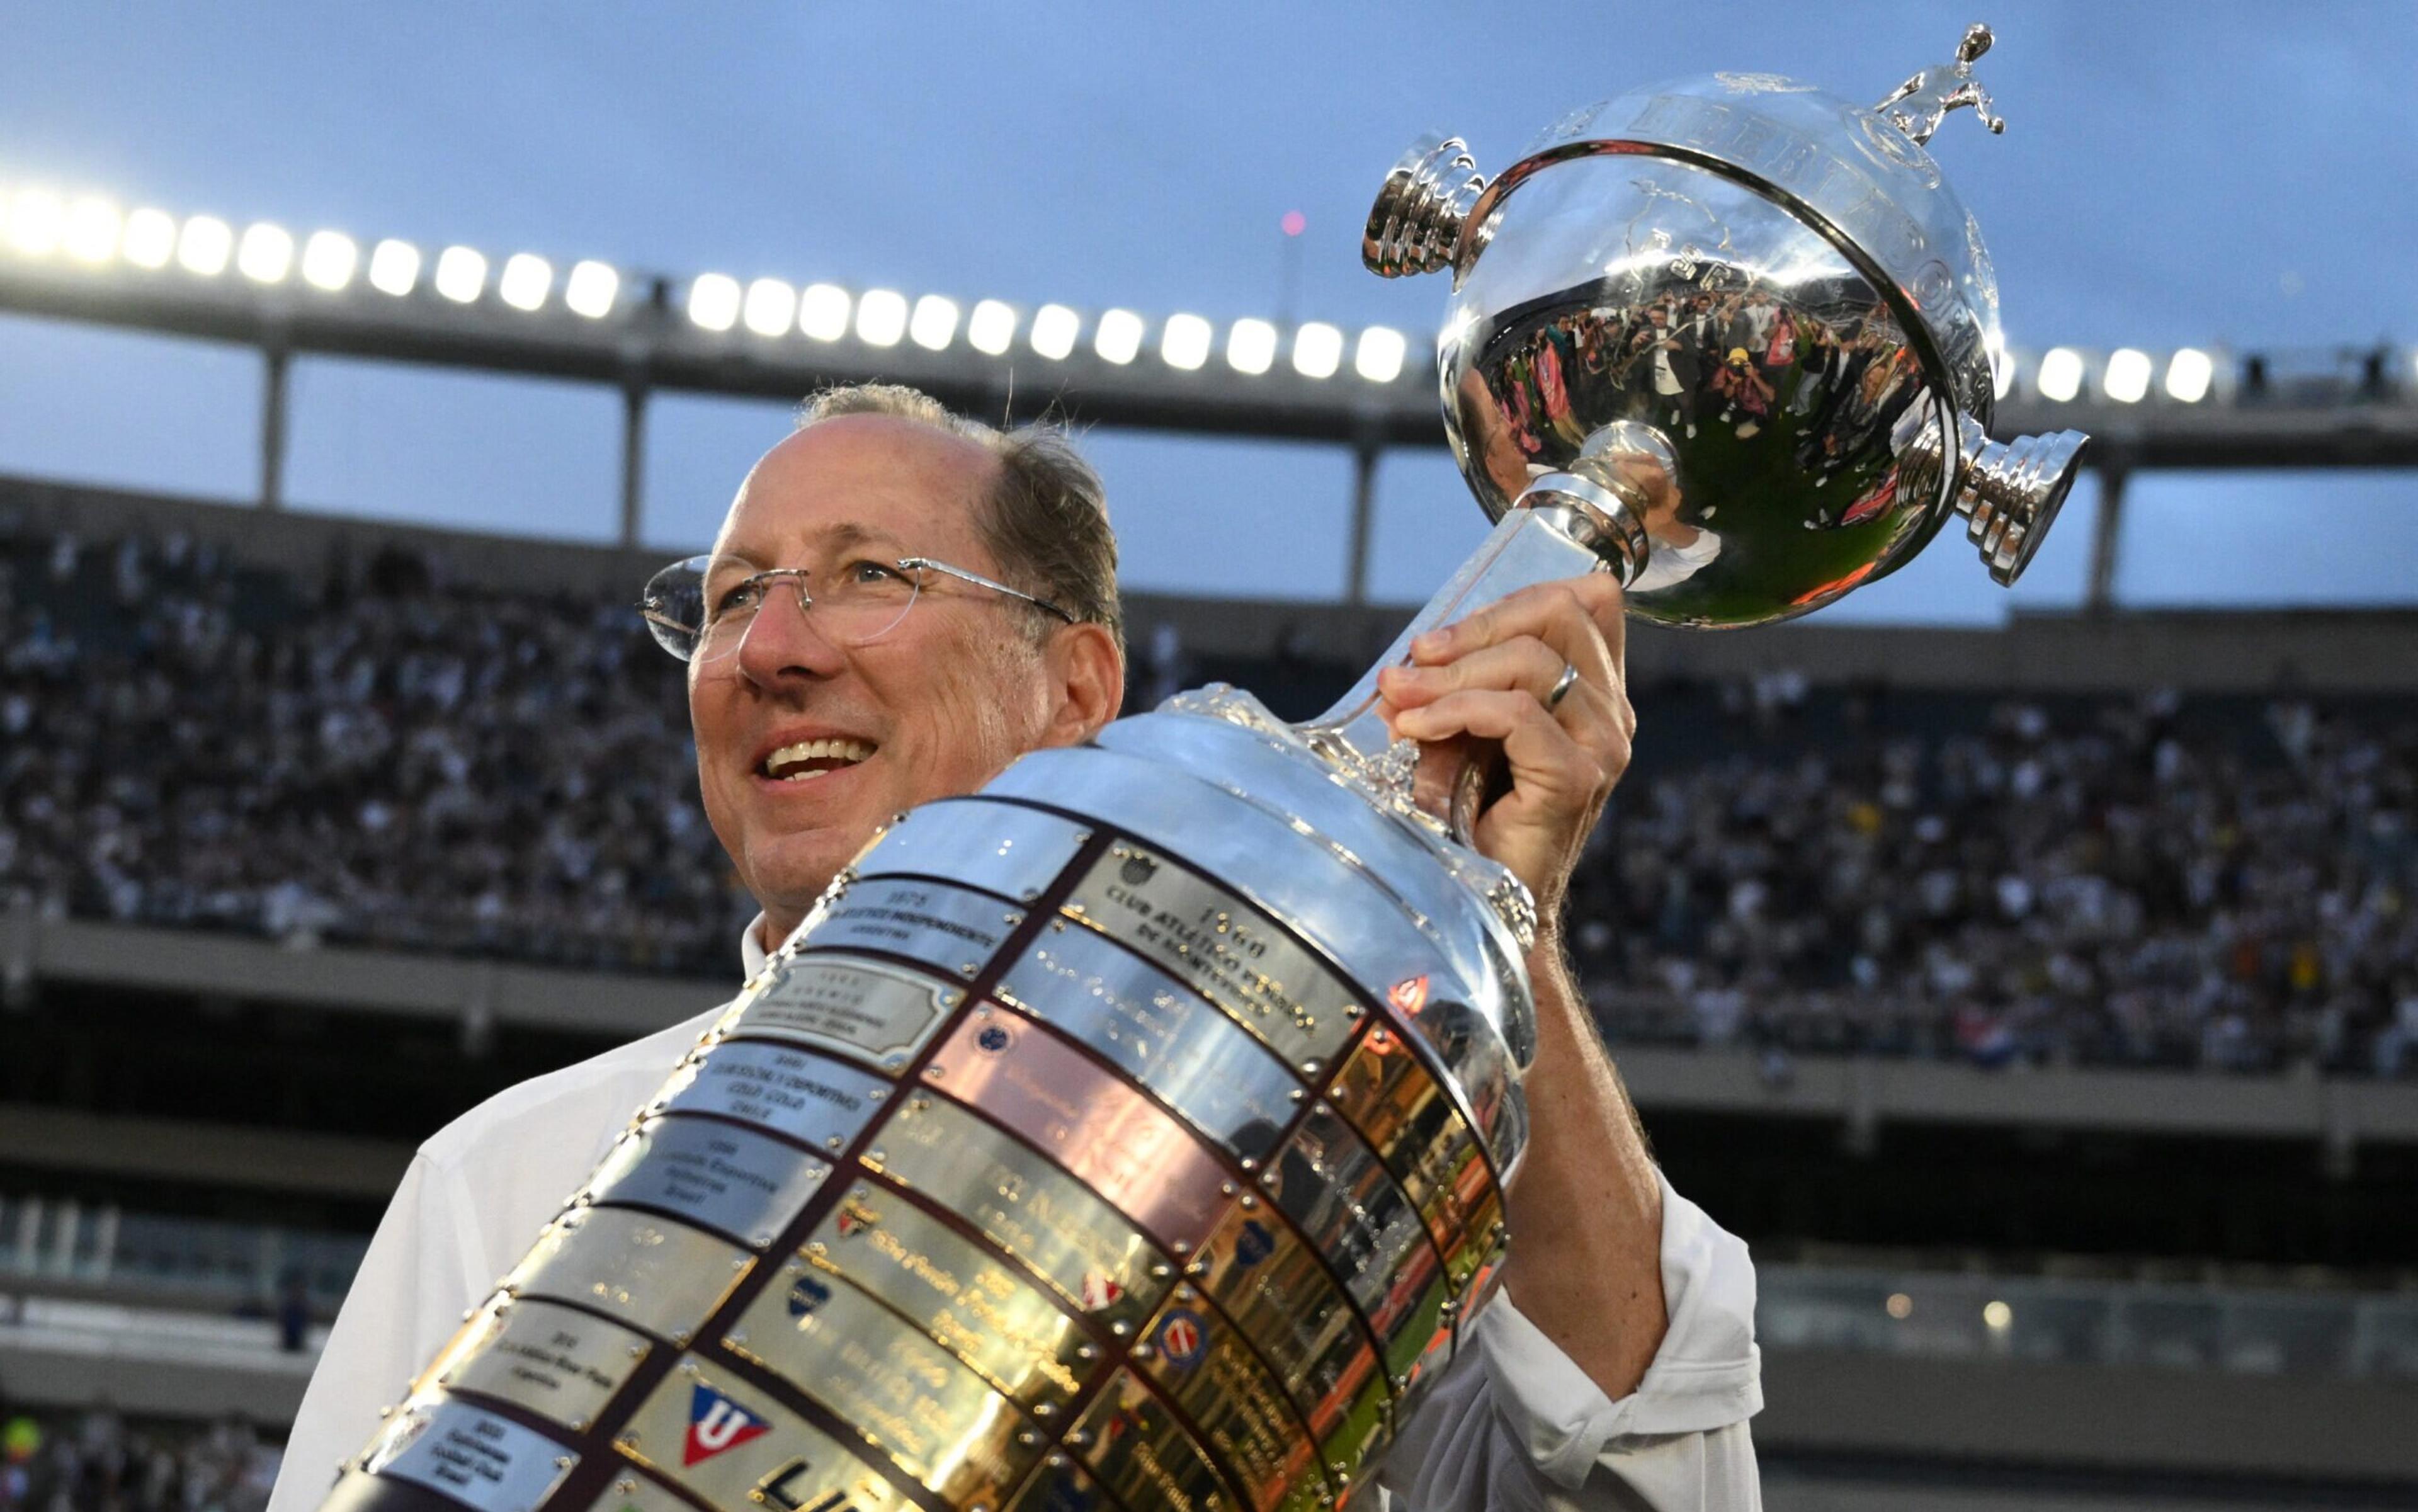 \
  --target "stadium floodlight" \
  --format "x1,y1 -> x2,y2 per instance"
63,198 -> 120,264
564,259 -> 618,319
237,223 -> 294,283
176,215 -> 234,276
1161,312 -> 1213,371
434,245 -> 488,304
798,283 -> 851,341
499,253 -> 552,312
2165,347 -> 2215,403
1982,1300 -> 2012,1331
7,188 -> 65,256
967,299 -> 1016,356
742,277 -> 797,337
856,288 -> 909,347
300,230 -> 358,291
1226,318 -> 1278,376
909,294 -> 960,351
1029,303 -> 1080,360
686,272 -> 742,331
1292,321 -> 1344,379
1095,308 -> 1145,365
1354,326 -> 1408,383
367,238 -> 421,296
2036,346 -> 2084,402
2103,347 -> 2152,404
122,208 -> 177,270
